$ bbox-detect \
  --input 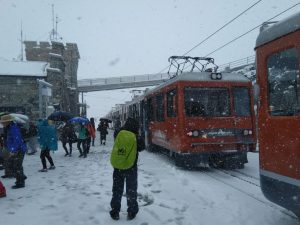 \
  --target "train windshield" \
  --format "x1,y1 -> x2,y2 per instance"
233,87 -> 251,116
184,87 -> 230,117
267,48 -> 300,116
